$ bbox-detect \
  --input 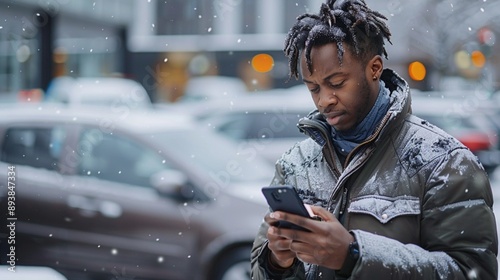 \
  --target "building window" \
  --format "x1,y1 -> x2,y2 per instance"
156,0 -> 215,35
